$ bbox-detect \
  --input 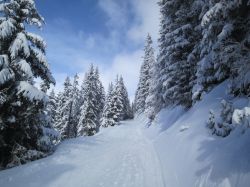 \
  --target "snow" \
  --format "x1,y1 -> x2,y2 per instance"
179,125 -> 189,132
17,81 -> 48,102
232,107 -> 250,128
30,18 -> 42,28
31,47 -> 48,67
143,81 -> 250,187
0,82 -> 249,187
0,121 -> 164,187
218,24 -> 233,41
26,32 -> 46,49
10,32 -> 30,59
0,19 -> 16,39
0,68 -> 14,85
201,3 -> 223,27
17,59 -> 33,77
